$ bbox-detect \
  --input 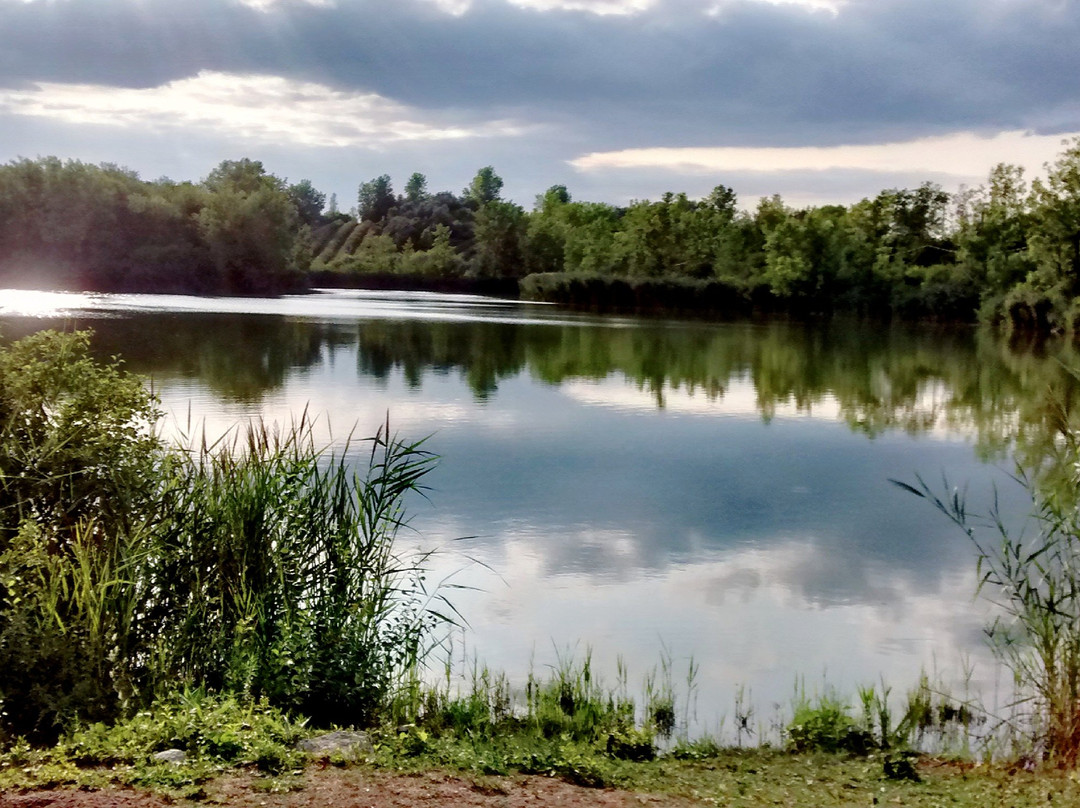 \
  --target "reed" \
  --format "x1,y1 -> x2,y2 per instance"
896,442 -> 1080,765
0,330 -> 452,741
